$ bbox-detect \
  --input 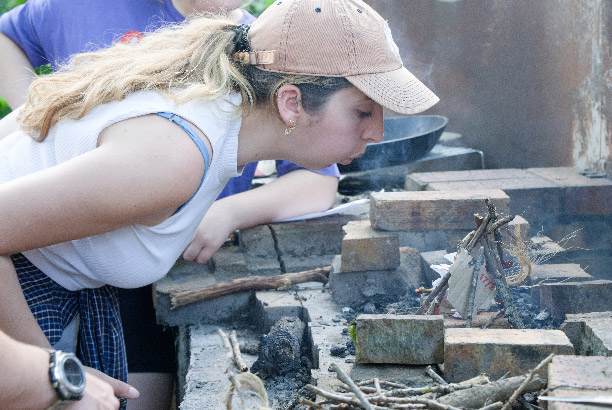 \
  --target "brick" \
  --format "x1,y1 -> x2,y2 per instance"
370,190 -> 510,231
443,328 -> 574,382
406,168 -> 564,226
356,314 -> 444,364
528,167 -> 612,215
539,280 -> 612,320
329,248 -> 426,307
239,225 -> 276,257
340,220 -> 400,272
561,312 -> 612,356
530,236 -> 567,264
543,355 -> 612,410
269,212 -> 361,257
529,263 -> 594,300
